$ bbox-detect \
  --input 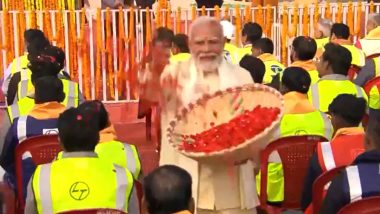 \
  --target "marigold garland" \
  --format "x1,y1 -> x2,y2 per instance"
313,2 -> 319,29
347,1 -> 354,36
176,7 -> 181,33
244,5 -> 251,24
201,6 -> 206,16
129,7 -> 137,99
325,1 -> 331,20
69,8 -> 78,82
191,5 -> 196,21
118,7 -> 126,98
95,8 -> 102,99
224,5 -> 229,20
105,8 -> 115,99
79,7 -> 90,99
291,4 -> 298,37
214,5 -> 220,21
235,5 -> 241,46
337,1 -> 343,23
265,5 -> 272,37
281,4 -> 288,65
167,6 -> 173,30
302,5 -> 309,36
255,5 -> 263,27
146,7 -> 152,47
155,4 -> 161,28
355,1 -> 362,38
18,10 -> 27,55
43,9 -> 53,41
370,0 -> 375,14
